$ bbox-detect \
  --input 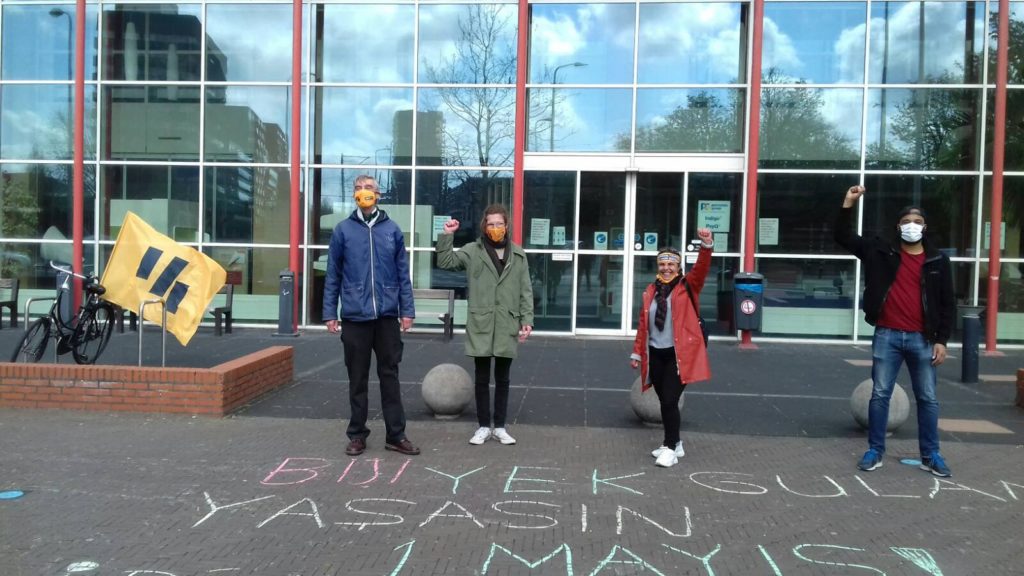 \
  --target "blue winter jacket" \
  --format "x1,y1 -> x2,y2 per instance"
322,210 -> 415,322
